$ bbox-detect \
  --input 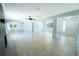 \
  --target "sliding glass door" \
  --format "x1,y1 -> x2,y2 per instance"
56,16 -> 79,37
56,16 -> 79,56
